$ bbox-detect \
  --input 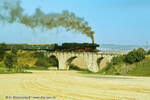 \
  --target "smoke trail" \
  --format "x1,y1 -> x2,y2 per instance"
0,0 -> 94,43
